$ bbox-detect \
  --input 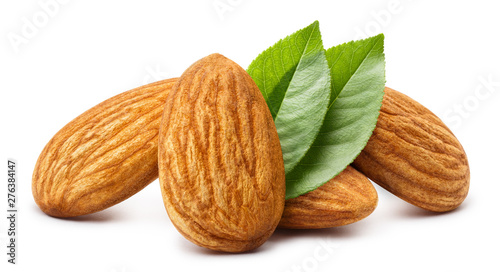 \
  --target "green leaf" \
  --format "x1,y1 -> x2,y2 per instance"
247,21 -> 331,174
285,34 -> 386,199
